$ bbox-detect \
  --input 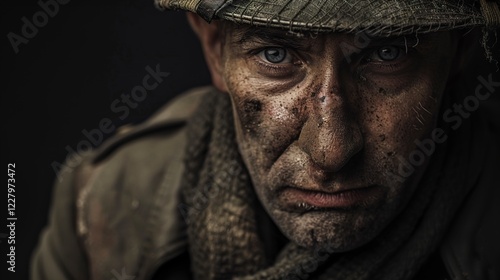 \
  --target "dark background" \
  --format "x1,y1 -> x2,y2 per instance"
2,1 -> 210,279
1,1 -> 500,280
